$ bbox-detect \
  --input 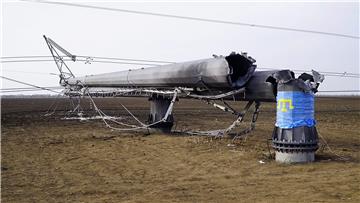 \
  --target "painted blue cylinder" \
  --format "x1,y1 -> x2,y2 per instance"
272,90 -> 319,163
270,70 -> 323,163
275,91 -> 316,129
